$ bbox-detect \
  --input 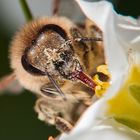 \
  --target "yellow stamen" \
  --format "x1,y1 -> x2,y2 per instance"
93,65 -> 110,97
